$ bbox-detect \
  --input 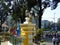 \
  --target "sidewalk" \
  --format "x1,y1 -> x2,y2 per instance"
33,42 -> 60,45
40,42 -> 52,45
33,42 -> 52,45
